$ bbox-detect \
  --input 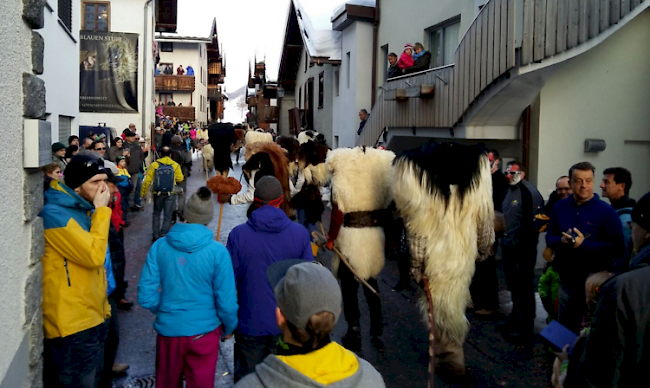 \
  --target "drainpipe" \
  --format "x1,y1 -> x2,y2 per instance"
142,0 -> 154,140
371,0 -> 380,106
